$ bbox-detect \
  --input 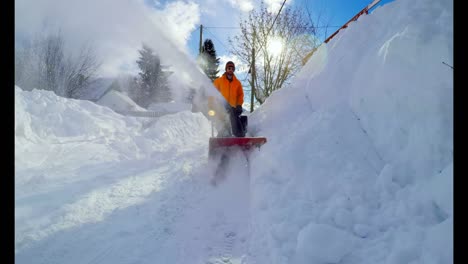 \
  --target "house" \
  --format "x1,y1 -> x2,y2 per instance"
79,77 -> 117,102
